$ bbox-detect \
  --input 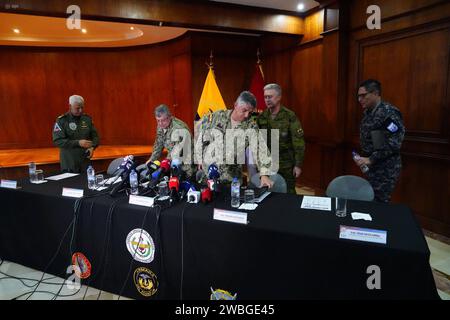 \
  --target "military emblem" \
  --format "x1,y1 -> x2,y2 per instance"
71,252 -> 91,279
69,122 -> 77,131
53,122 -> 62,133
133,267 -> 158,297
210,287 -> 237,300
126,228 -> 155,263
386,122 -> 398,133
